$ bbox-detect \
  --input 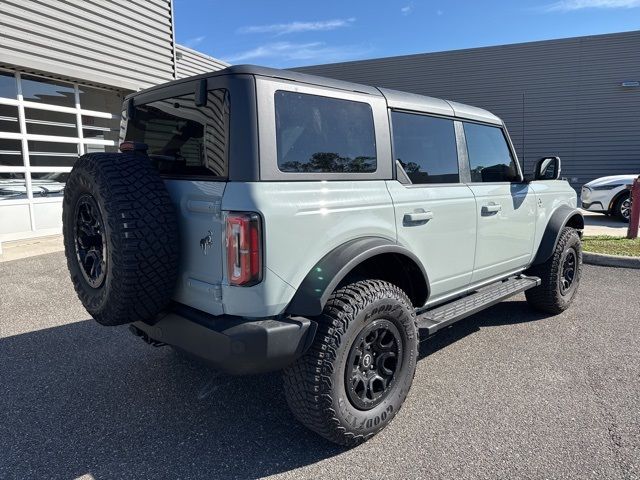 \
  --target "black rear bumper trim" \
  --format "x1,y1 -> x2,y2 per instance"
132,306 -> 315,375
